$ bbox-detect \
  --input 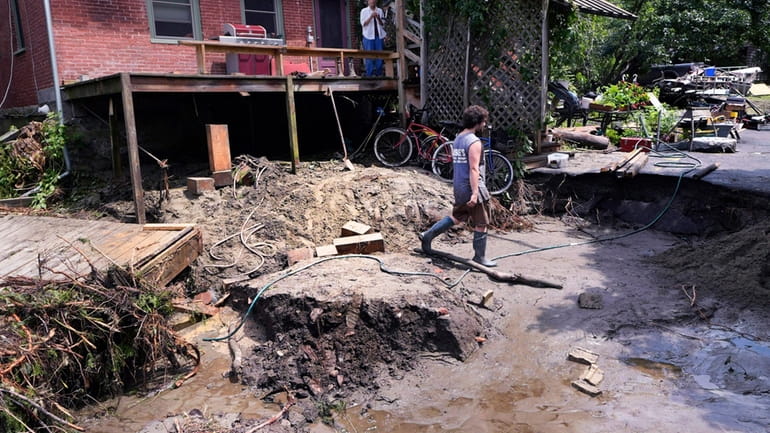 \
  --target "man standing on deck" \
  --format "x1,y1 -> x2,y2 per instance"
419,105 -> 497,267
360,0 -> 386,76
